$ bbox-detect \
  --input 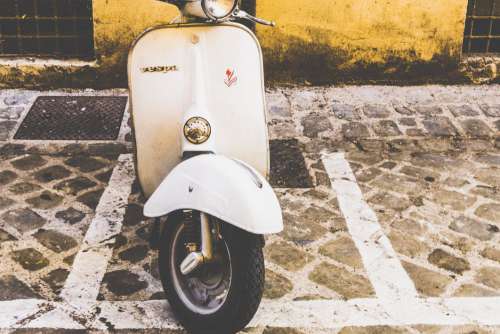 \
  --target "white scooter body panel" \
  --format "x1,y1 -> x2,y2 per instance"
143,154 -> 283,234
128,23 -> 269,198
